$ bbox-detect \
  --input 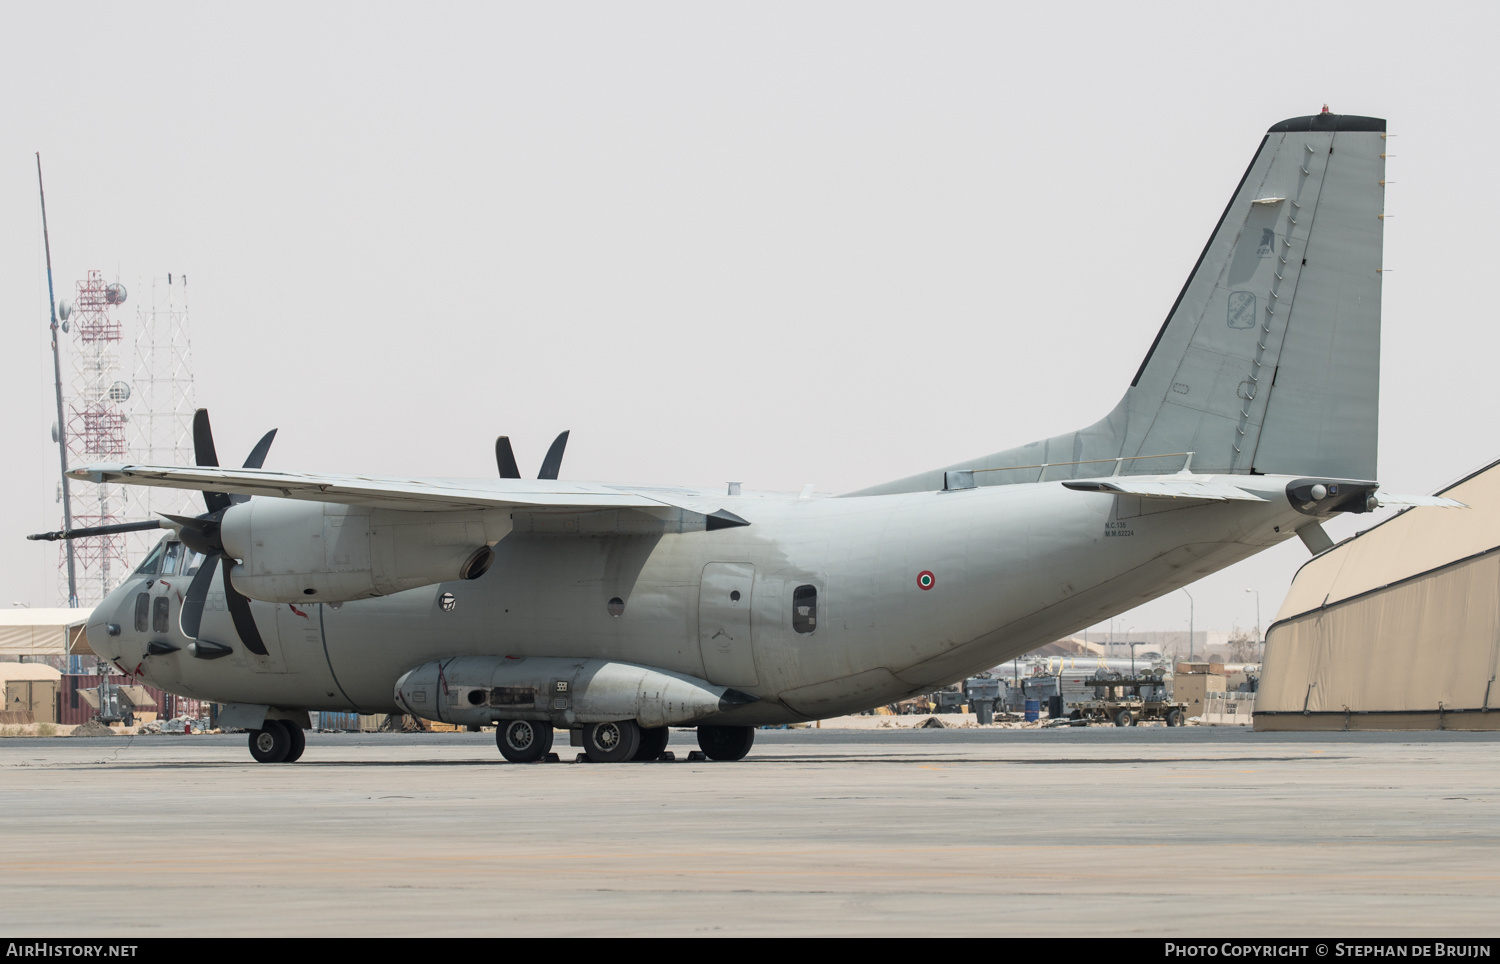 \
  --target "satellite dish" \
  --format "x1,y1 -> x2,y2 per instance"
108,381 -> 131,403
104,283 -> 127,305
50,422 -> 58,443
57,300 -> 72,321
